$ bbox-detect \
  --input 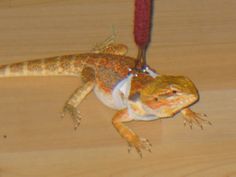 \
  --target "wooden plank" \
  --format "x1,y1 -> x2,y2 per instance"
0,0 -> 236,177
